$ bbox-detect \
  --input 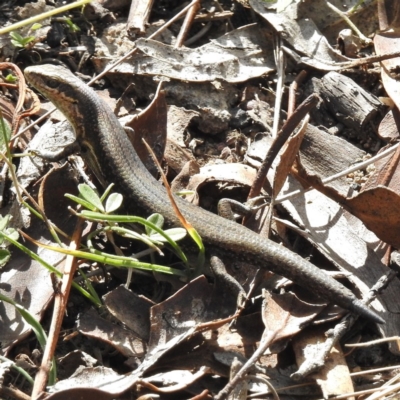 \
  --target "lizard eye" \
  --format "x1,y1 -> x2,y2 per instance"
46,78 -> 60,89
